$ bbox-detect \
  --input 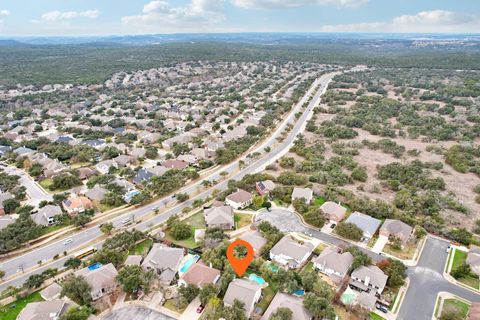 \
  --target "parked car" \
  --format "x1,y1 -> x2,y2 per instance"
376,304 -> 388,313
122,217 -> 132,225
63,238 -> 73,245
196,305 -> 205,313
330,223 -> 336,229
